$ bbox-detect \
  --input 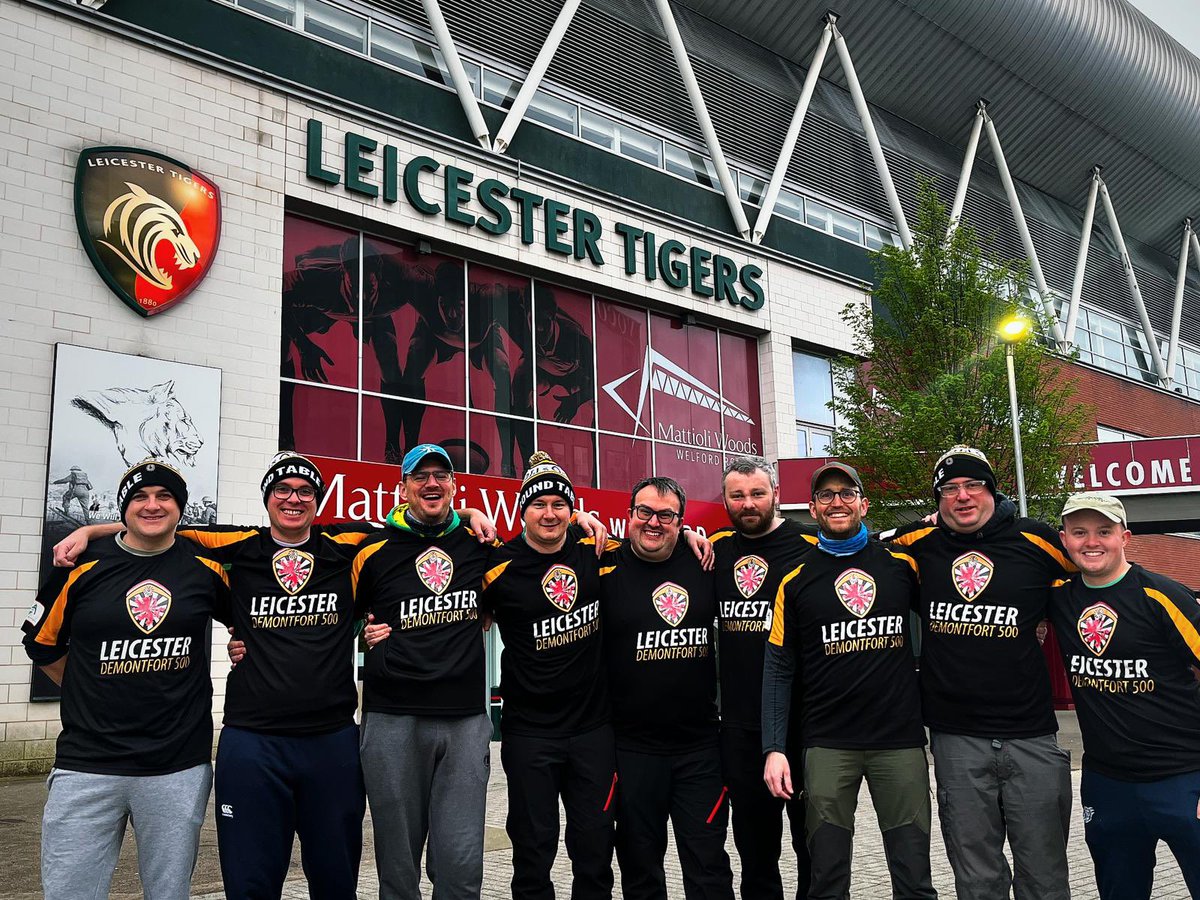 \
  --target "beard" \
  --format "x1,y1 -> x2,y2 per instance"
729,507 -> 774,537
